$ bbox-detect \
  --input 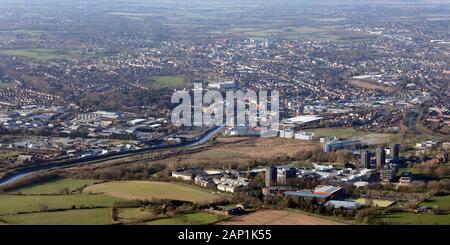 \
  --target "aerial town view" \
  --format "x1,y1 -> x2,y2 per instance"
0,0 -> 449,228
